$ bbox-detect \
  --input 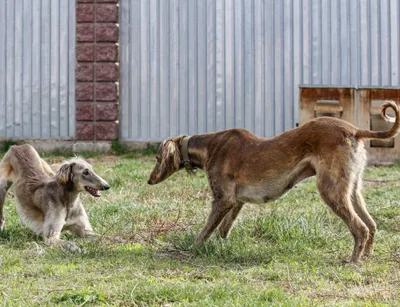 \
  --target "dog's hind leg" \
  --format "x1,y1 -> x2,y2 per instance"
64,222 -> 97,238
218,202 -> 244,239
40,158 -> 55,176
65,208 -> 127,243
316,171 -> 369,263
62,204 -> 104,242
0,180 -> 12,231
63,204 -> 95,238
351,177 -> 376,258
67,224 -> 99,239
